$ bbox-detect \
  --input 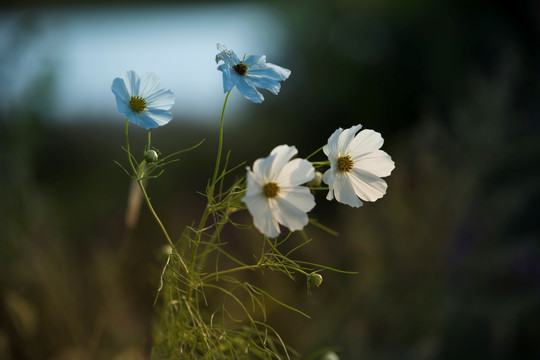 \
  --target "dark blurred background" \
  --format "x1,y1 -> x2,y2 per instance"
1,1 -> 540,359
